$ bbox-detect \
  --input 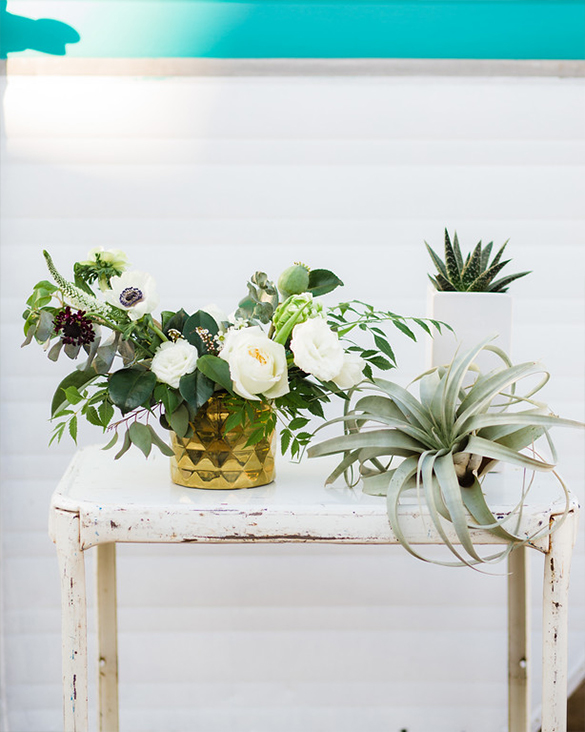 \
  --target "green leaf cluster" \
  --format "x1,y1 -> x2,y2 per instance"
221,394 -> 278,448
22,280 -> 59,346
74,258 -> 125,293
274,370 -> 332,458
308,338 -> 583,568
426,229 -> 531,293
50,375 -> 112,447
